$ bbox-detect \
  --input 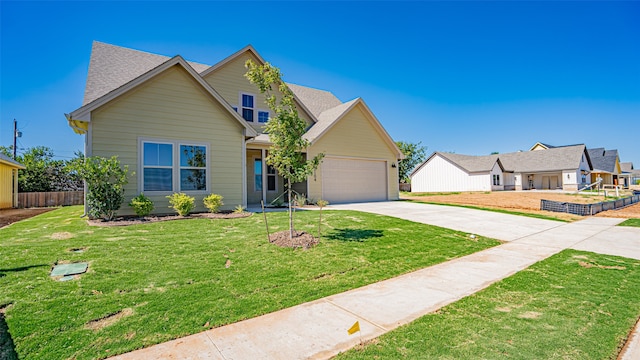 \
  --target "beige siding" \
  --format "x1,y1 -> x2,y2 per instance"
90,65 -> 245,215
307,104 -> 399,201
202,51 -> 315,133
0,165 -> 15,208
